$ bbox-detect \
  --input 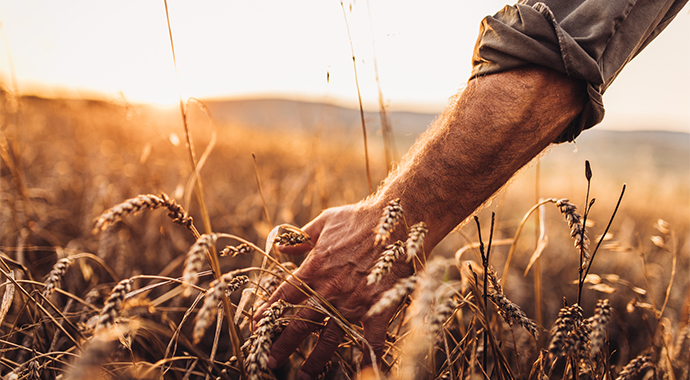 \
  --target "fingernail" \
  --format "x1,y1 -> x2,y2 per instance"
298,371 -> 312,380
267,356 -> 277,369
